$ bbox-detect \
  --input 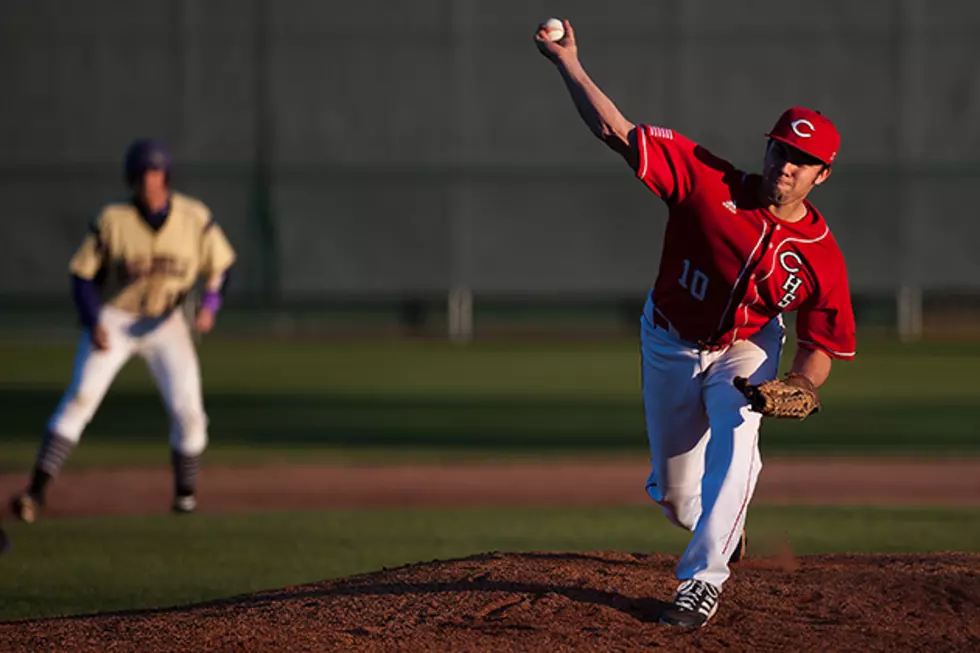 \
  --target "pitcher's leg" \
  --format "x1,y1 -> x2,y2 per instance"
675,326 -> 782,589
142,313 -> 208,512
674,402 -> 763,588
640,316 -> 710,532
